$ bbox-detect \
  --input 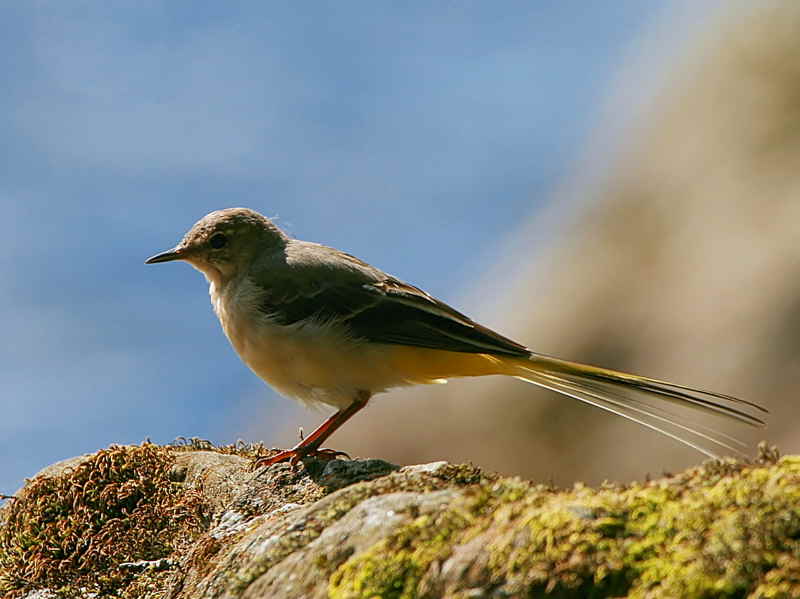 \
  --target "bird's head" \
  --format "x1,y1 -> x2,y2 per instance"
145,207 -> 287,286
